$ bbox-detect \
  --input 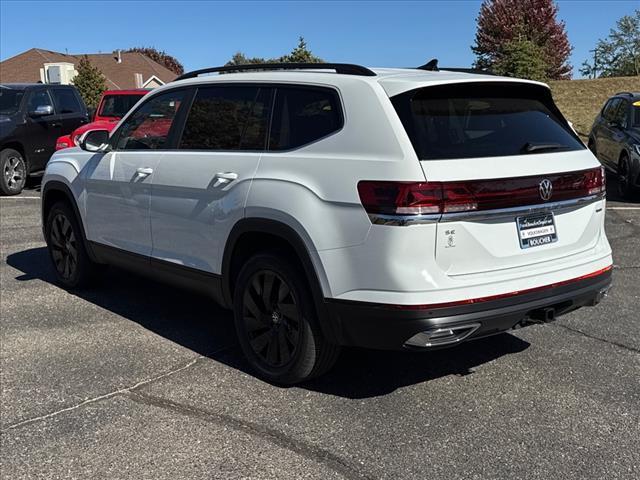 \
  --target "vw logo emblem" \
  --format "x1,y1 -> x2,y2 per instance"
539,179 -> 553,201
